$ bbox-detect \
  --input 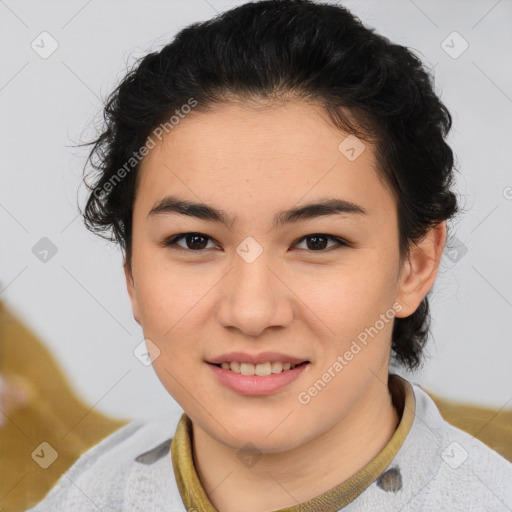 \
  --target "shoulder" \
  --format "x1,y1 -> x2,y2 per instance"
408,380 -> 512,510
27,414 -> 184,511
411,380 -> 511,467
348,378 -> 512,511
